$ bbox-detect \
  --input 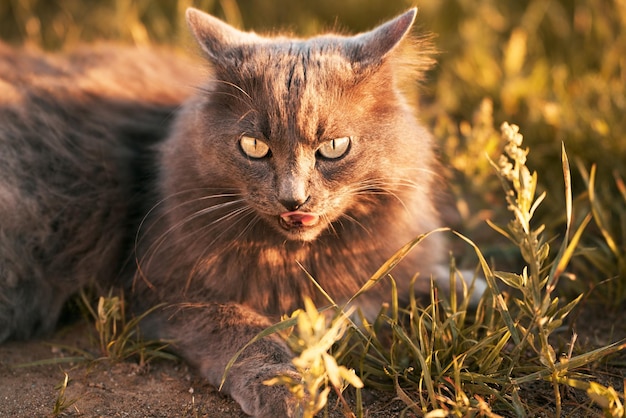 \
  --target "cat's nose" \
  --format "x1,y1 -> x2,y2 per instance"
279,196 -> 309,211
278,173 -> 310,211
